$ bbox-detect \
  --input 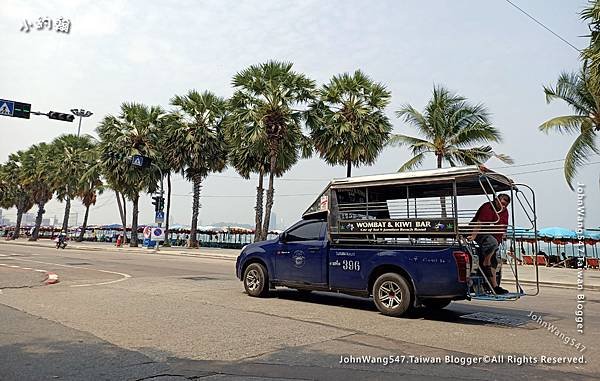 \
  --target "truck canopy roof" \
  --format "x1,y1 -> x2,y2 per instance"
303,165 -> 513,219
